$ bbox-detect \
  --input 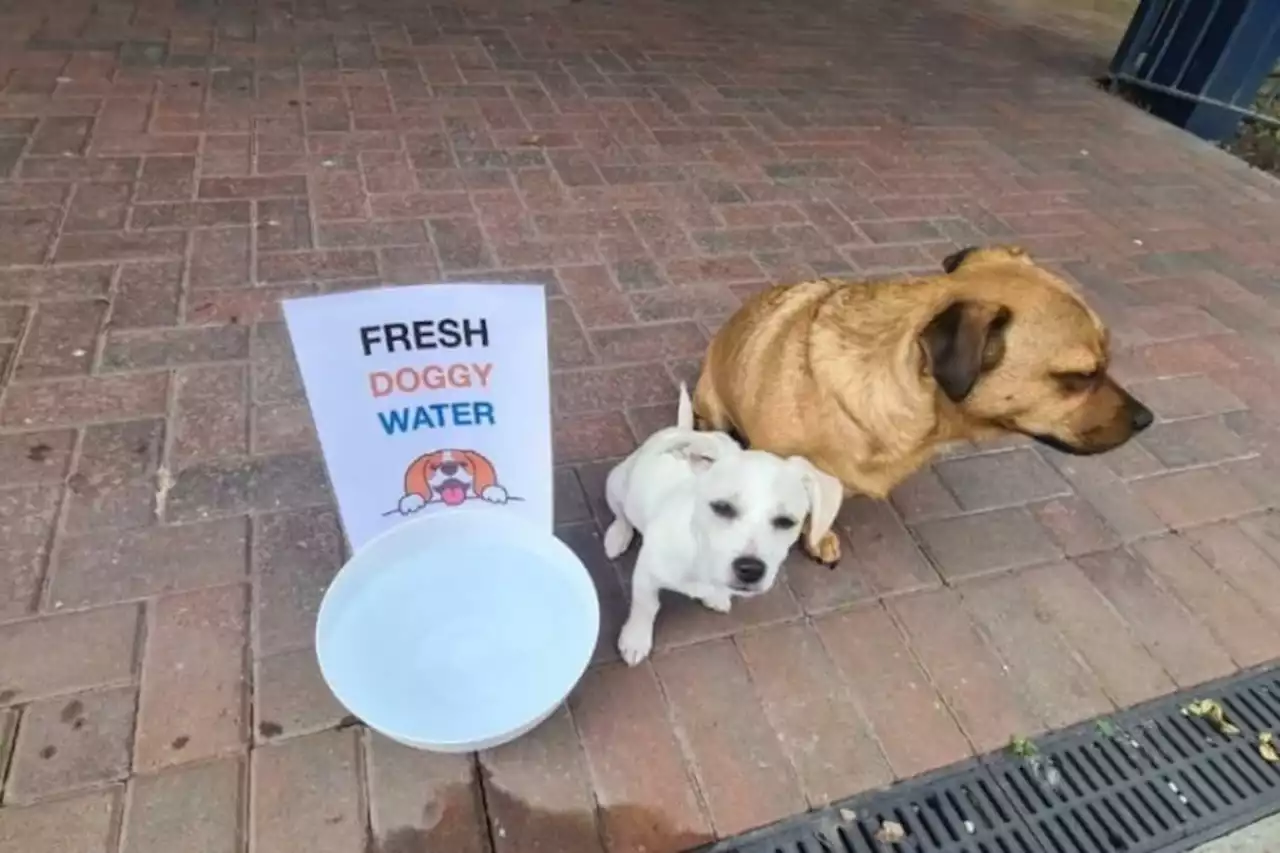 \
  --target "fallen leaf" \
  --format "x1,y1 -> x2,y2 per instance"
519,134 -> 543,146
873,819 -> 905,844
1008,735 -> 1039,758
1260,732 -> 1279,763
1183,698 -> 1241,736
1095,719 -> 1116,738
